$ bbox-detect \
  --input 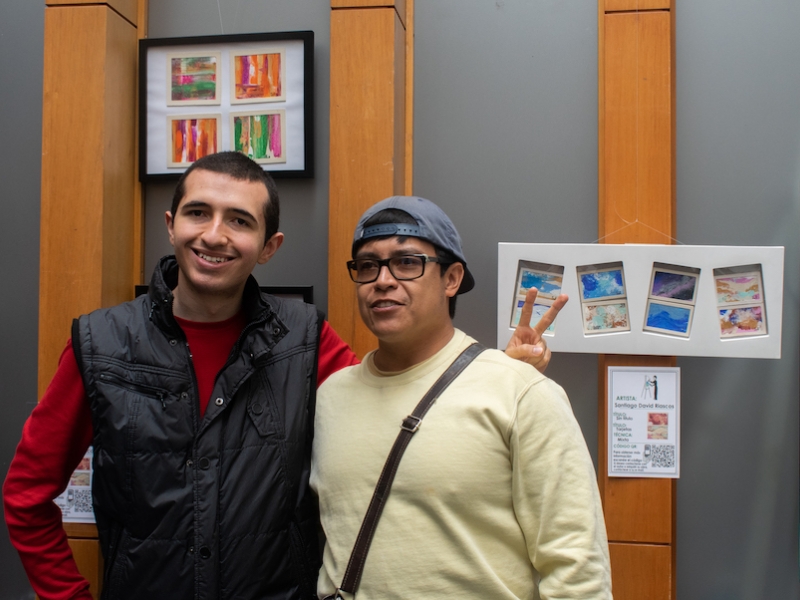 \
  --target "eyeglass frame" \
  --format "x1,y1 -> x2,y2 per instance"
346,253 -> 446,284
